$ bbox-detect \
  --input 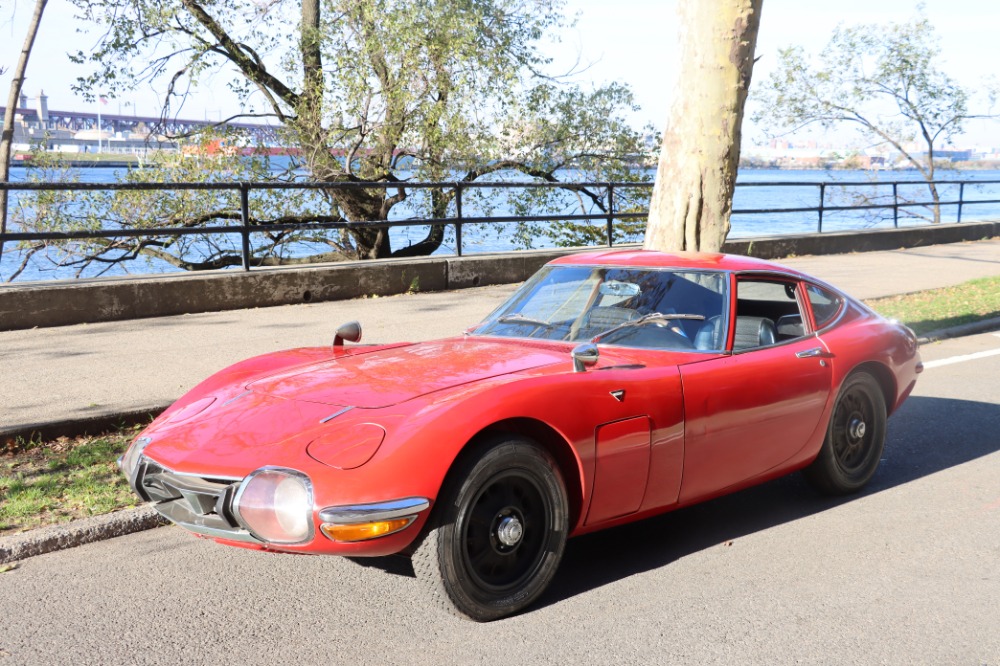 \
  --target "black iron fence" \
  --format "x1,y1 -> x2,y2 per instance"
732,179 -> 1000,232
0,180 -> 645,271
2,177 -> 999,275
